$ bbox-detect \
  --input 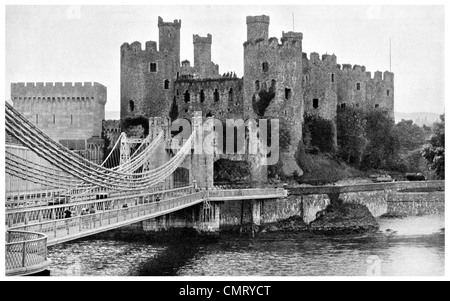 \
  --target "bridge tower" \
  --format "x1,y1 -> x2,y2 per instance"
191,111 -> 214,189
